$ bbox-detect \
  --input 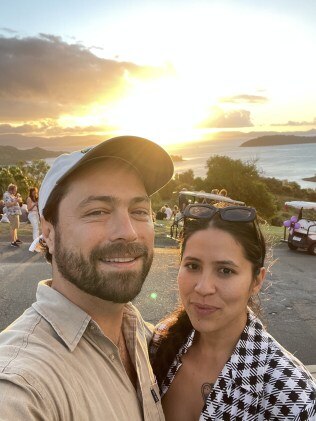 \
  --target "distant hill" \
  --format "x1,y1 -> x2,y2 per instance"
0,134 -> 107,151
241,135 -> 316,147
0,145 -> 65,165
